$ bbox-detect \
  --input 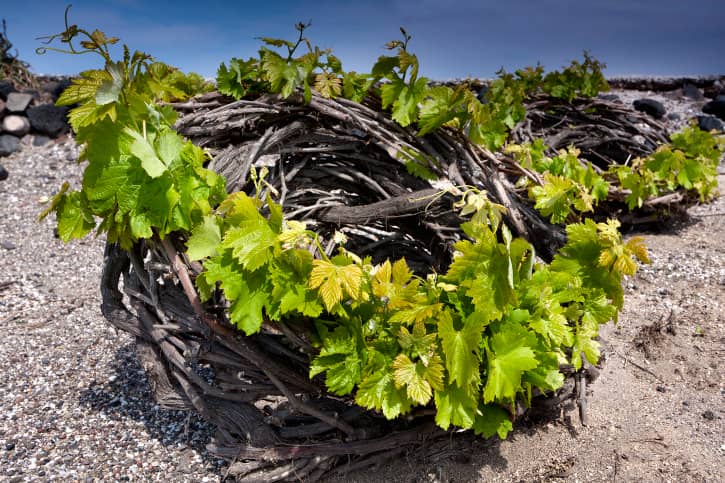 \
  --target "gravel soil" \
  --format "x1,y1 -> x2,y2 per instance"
1,92 -> 723,482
